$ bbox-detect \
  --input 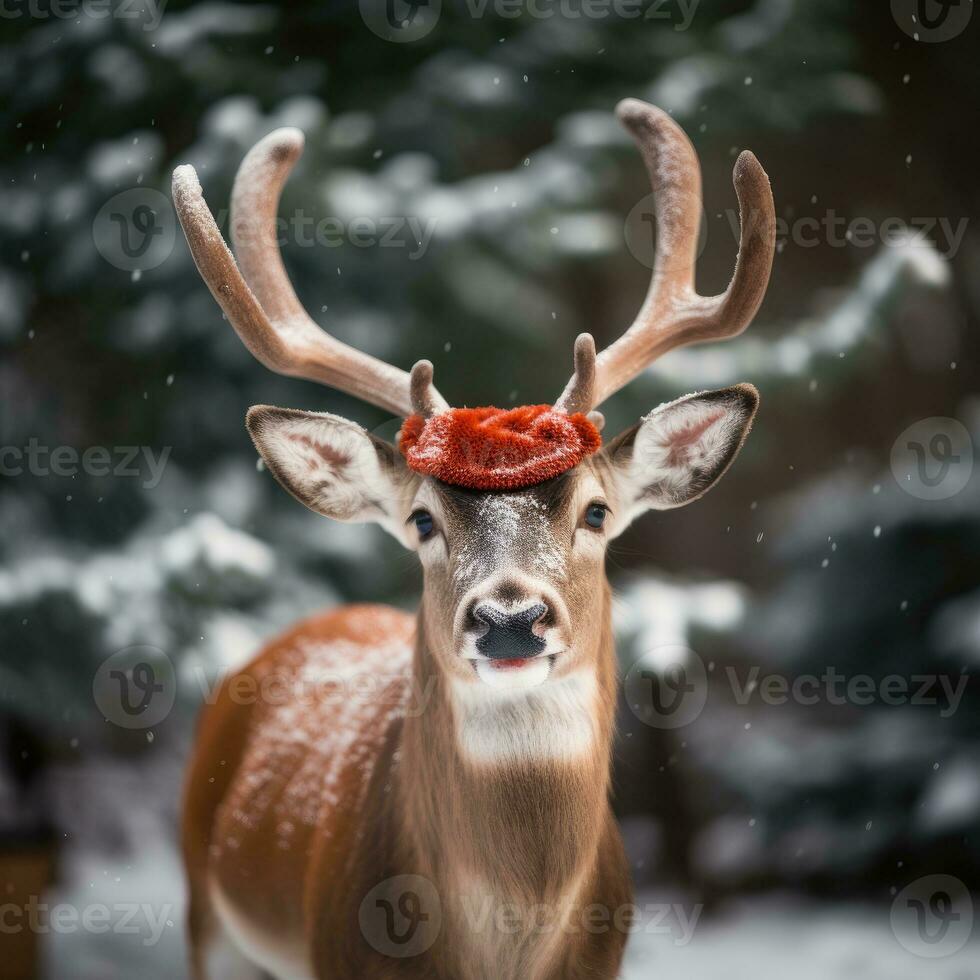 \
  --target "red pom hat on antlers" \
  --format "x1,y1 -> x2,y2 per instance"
173,99 -> 775,493
395,335 -> 605,491
398,404 -> 602,491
